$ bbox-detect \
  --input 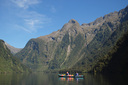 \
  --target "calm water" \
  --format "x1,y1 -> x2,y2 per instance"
0,73 -> 127,85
